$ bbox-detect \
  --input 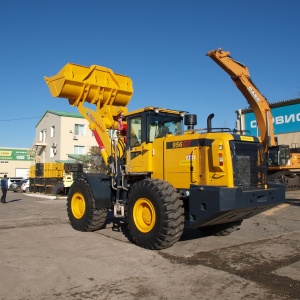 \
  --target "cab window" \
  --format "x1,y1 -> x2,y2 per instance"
148,113 -> 183,142
129,117 -> 142,147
